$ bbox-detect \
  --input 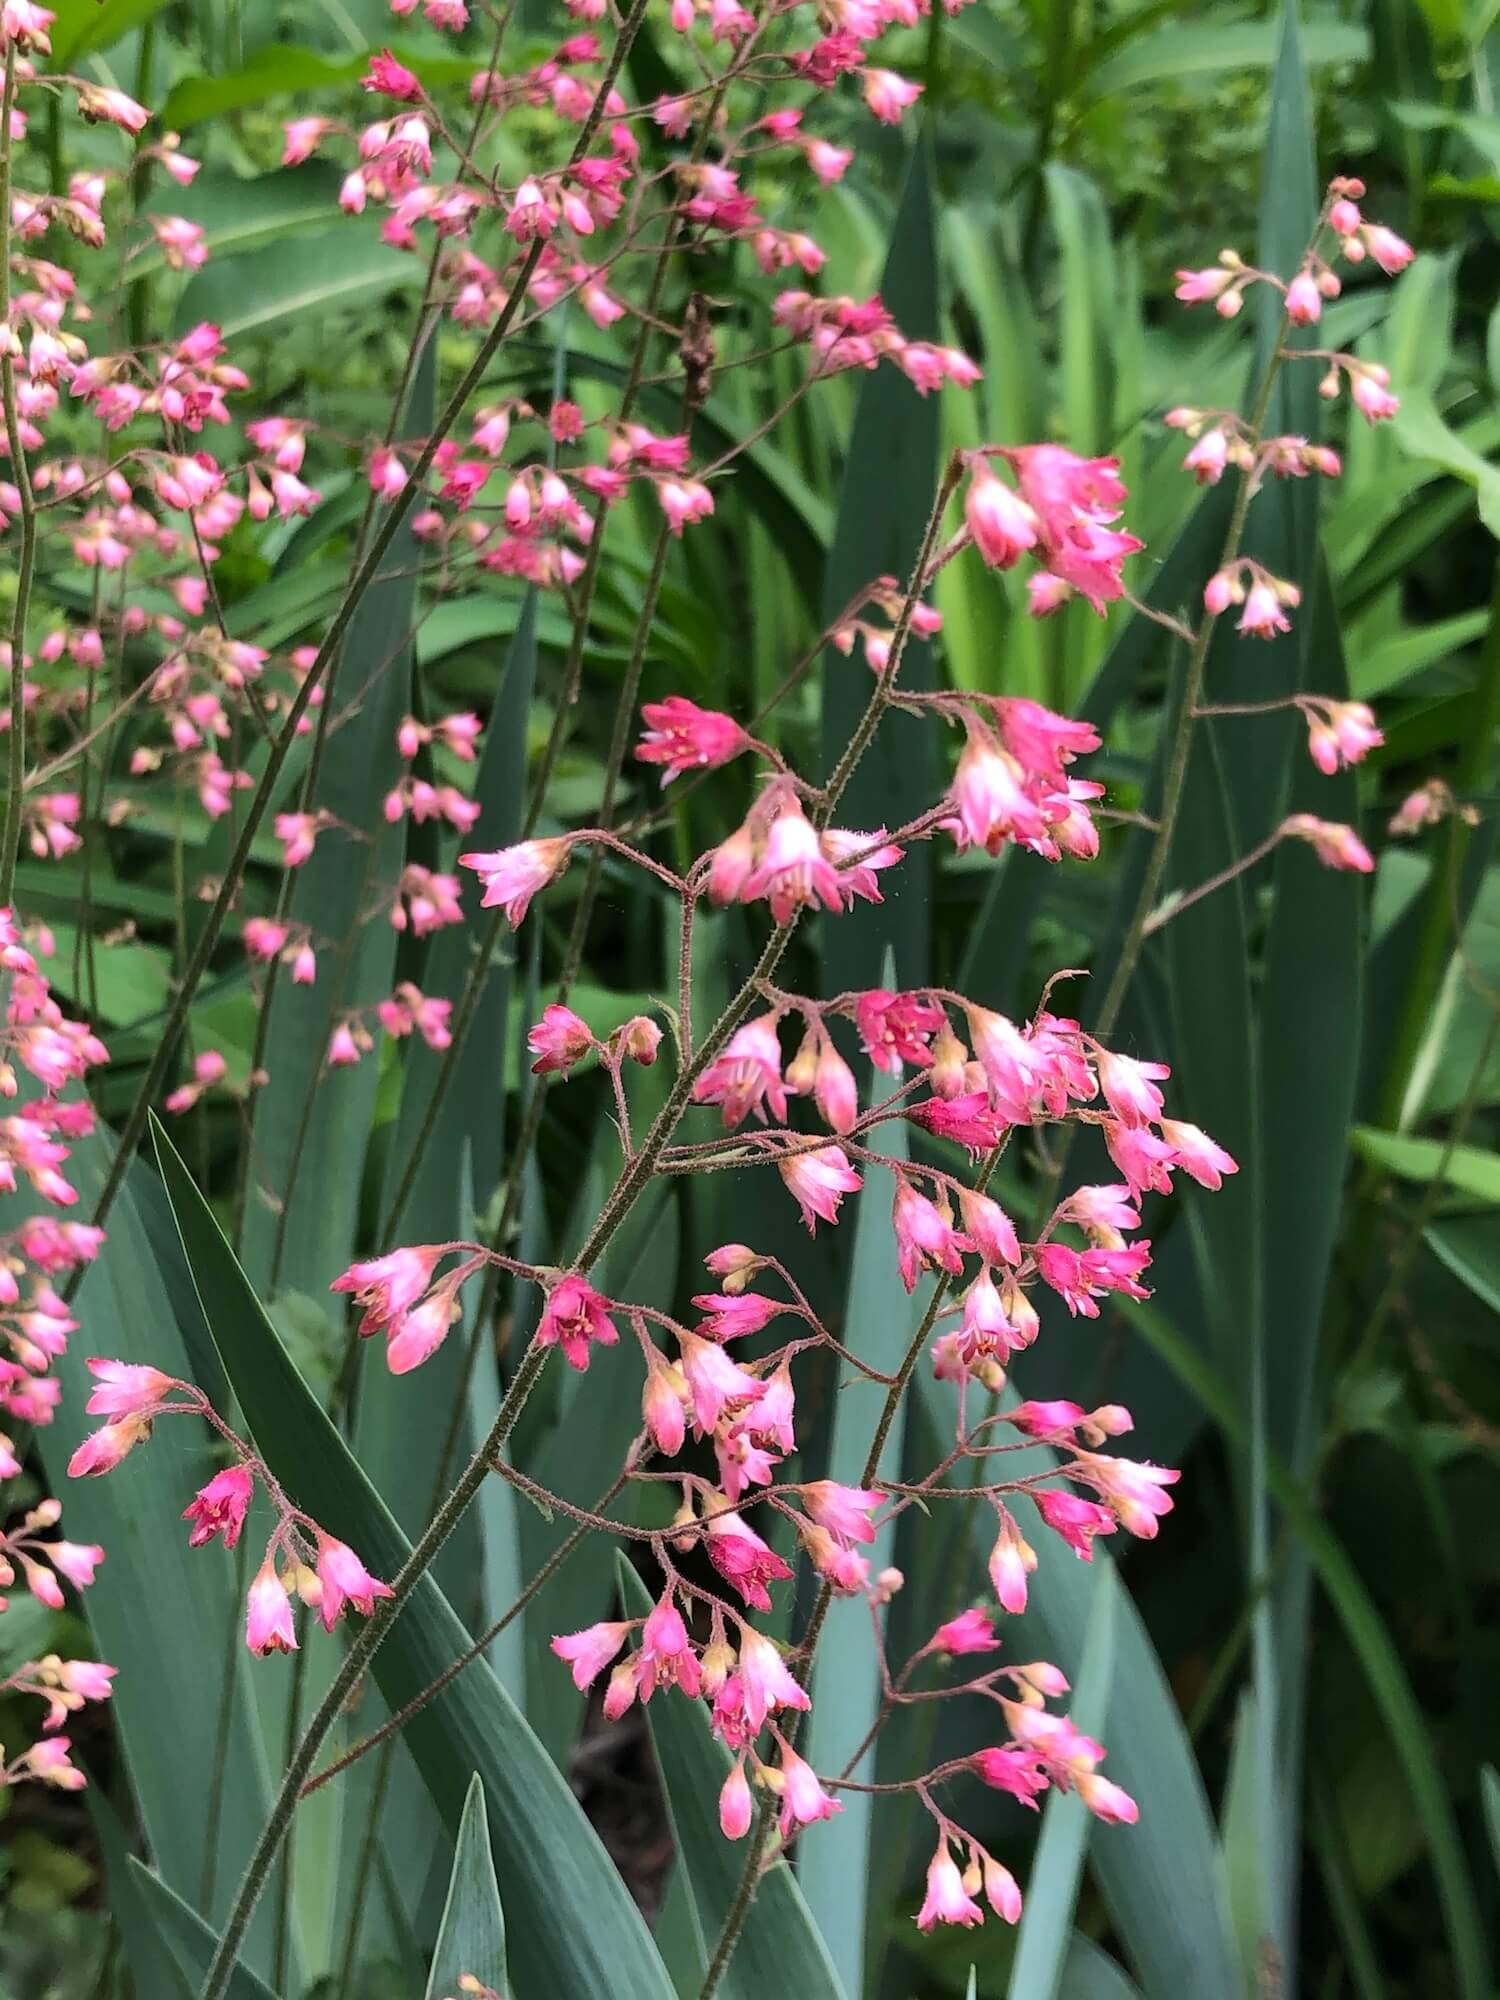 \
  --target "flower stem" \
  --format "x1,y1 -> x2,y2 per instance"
0,40 -> 39,911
